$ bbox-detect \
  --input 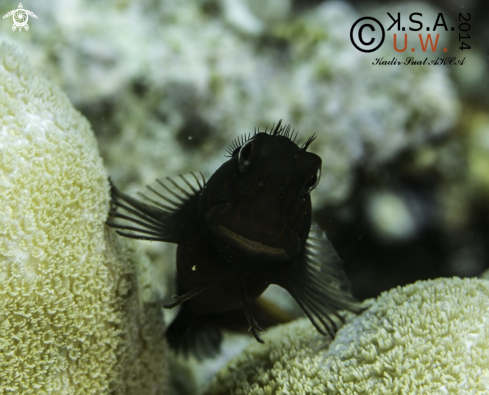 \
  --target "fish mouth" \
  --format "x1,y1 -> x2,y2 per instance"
204,203 -> 299,261
217,225 -> 287,258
